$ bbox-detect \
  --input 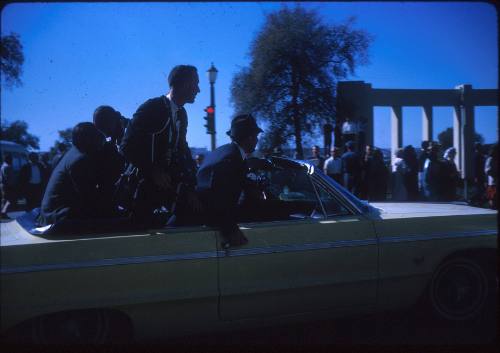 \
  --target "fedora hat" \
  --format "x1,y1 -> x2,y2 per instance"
226,114 -> 263,139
